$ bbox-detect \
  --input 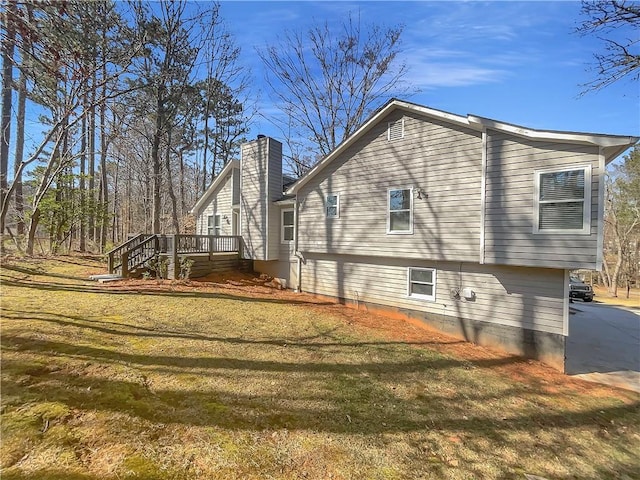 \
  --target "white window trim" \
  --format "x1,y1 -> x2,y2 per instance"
387,118 -> 405,141
281,208 -> 294,243
533,164 -> 591,235
326,194 -> 340,218
387,187 -> 413,235
407,267 -> 436,302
